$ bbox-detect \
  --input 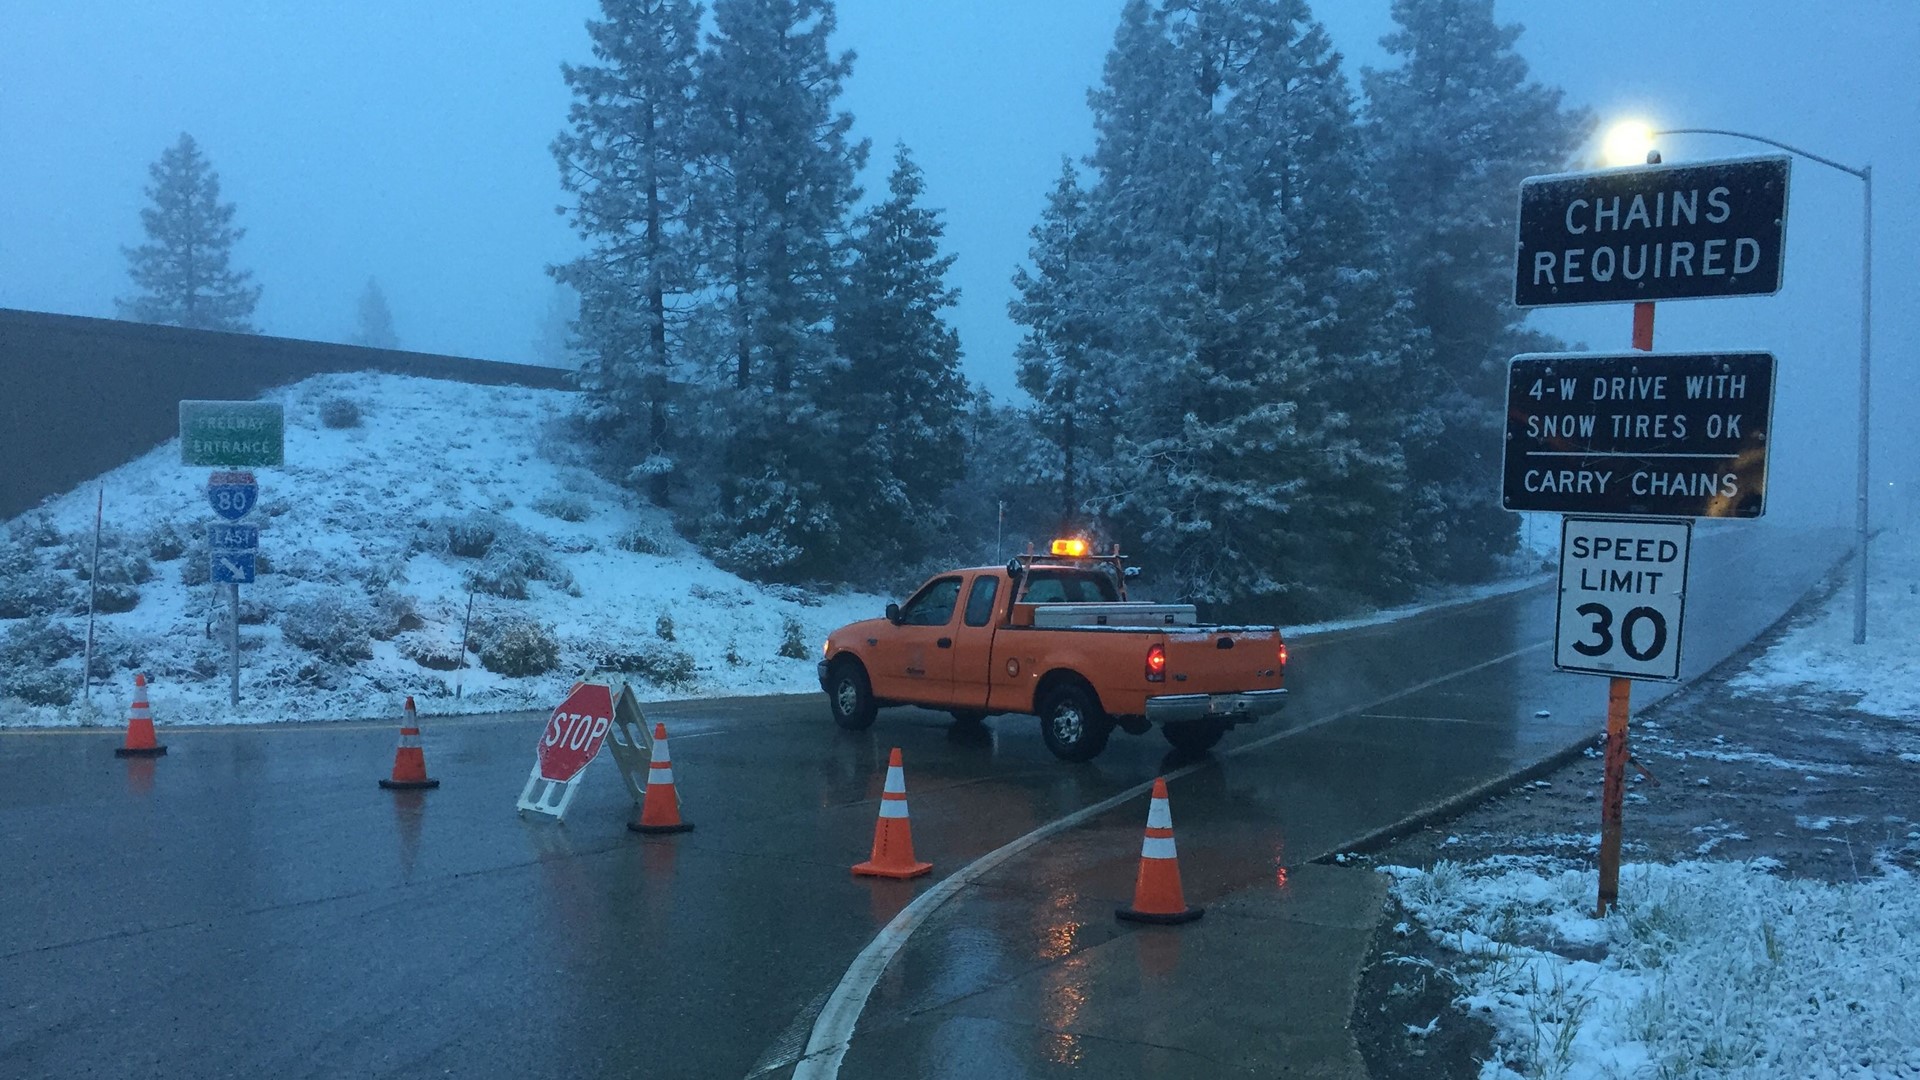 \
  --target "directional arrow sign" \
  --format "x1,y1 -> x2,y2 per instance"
211,551 -> 256,585
1503,351 -> 1775,518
